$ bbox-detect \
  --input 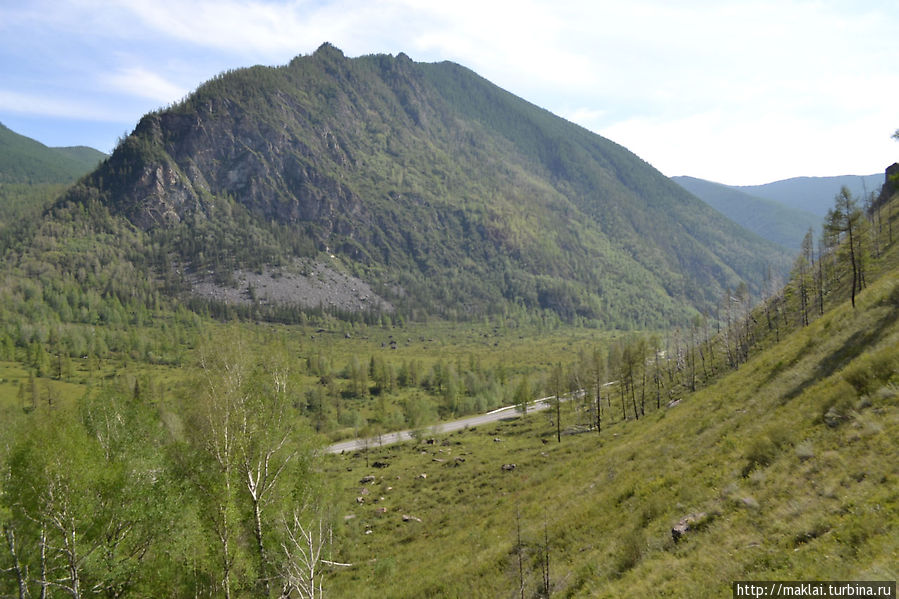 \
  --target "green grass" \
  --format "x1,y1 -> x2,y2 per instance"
319,272 -> 899,598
